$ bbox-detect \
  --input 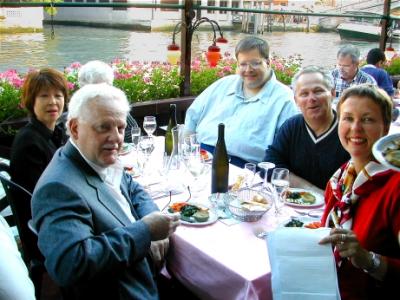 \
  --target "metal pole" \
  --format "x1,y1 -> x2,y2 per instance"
180,0 -> 194,96
379,0 -> 391,51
